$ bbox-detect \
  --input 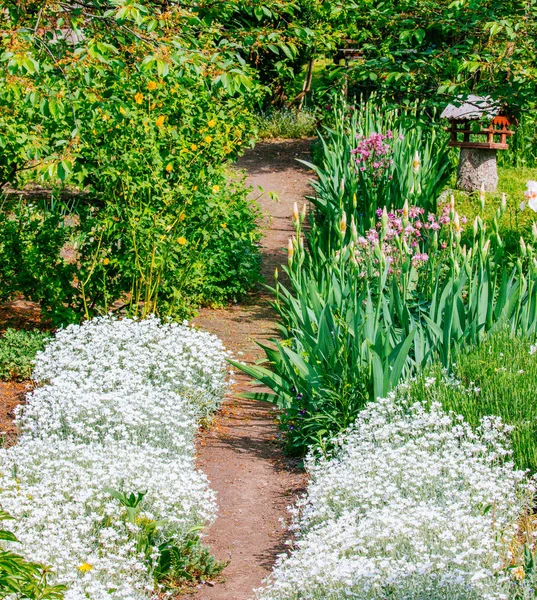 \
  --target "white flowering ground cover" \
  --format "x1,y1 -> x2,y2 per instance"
257,393 -> 534,600
0,316 -> 231,600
